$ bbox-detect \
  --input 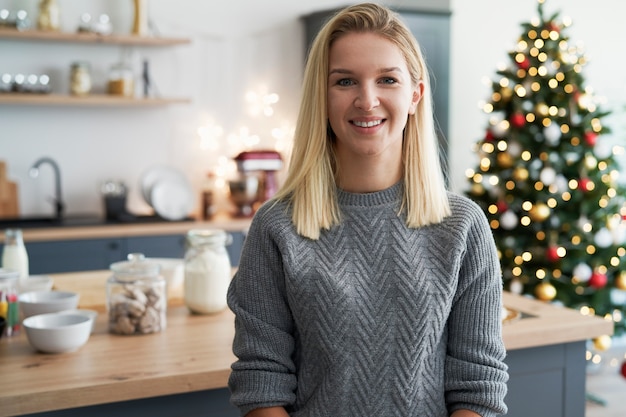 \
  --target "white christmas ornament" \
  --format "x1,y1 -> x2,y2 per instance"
539,167 -> 557,185
509,279 -> 523,294
594,141 -> 613,159
555,175 -> 568,192
573,263 -> 593,282
507,141 -> 522,157
594,227 -> 613,248
500,210 -> 518,230
544,123 -> 562,145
